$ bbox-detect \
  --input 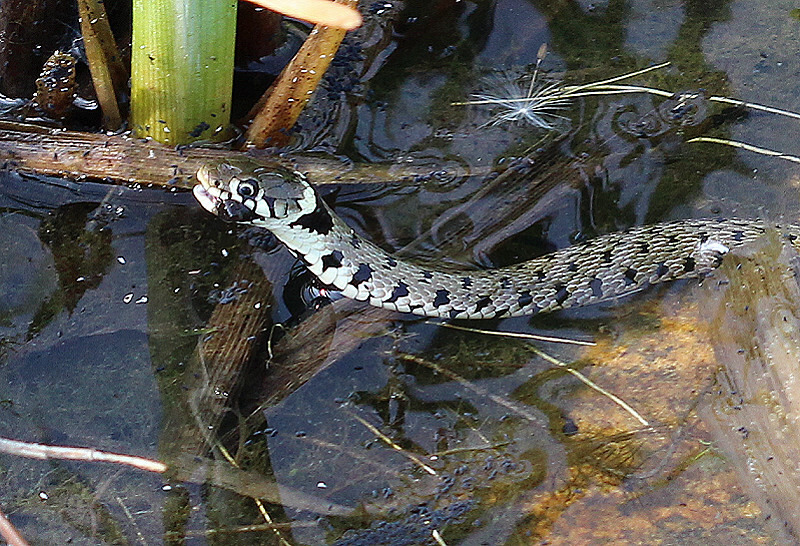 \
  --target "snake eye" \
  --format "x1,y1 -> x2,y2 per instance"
237,179 -> 258,198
